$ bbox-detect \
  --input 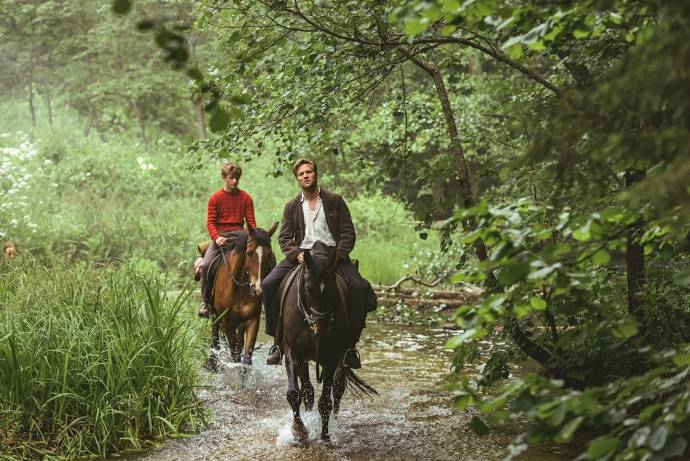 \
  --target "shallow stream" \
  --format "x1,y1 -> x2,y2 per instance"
131,322 -> 572,461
